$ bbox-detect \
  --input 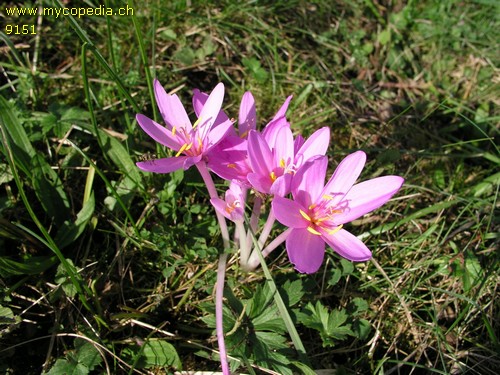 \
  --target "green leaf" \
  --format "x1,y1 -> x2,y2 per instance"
100,130 -> 142,187
353,318 -> 371,340
349,297 -> 369,315
433,169 -> 446,189
280,279 -> 305,307
328,267 -> 342,286
135,340 -> 182,369
55,192 -> 95,249
159,28 -> 177,40
0,96 -> 36,177
44,358 -> 88,375
55,259 -> 79,298
340,258 -> 354,275
74,339 -> 102,371
242,57 -> 269,83
99,130 -> 143,211
0,163 -> 13,184
0,304 -> 20,329
291,361 -> 317,375
0,256 -> 57,278
31,153 -> 71,227
378,29 -> 391,45
298,302 -> 355,347
471,171 -> 500,197
173,46 -> 196,65
247,283 -> 274,318
326,309 -> 354,340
